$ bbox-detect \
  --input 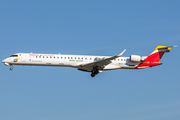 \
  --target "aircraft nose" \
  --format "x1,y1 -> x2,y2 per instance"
2,58 -> 10,66
2,59 -> 6,63
2,58 -> 9,63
